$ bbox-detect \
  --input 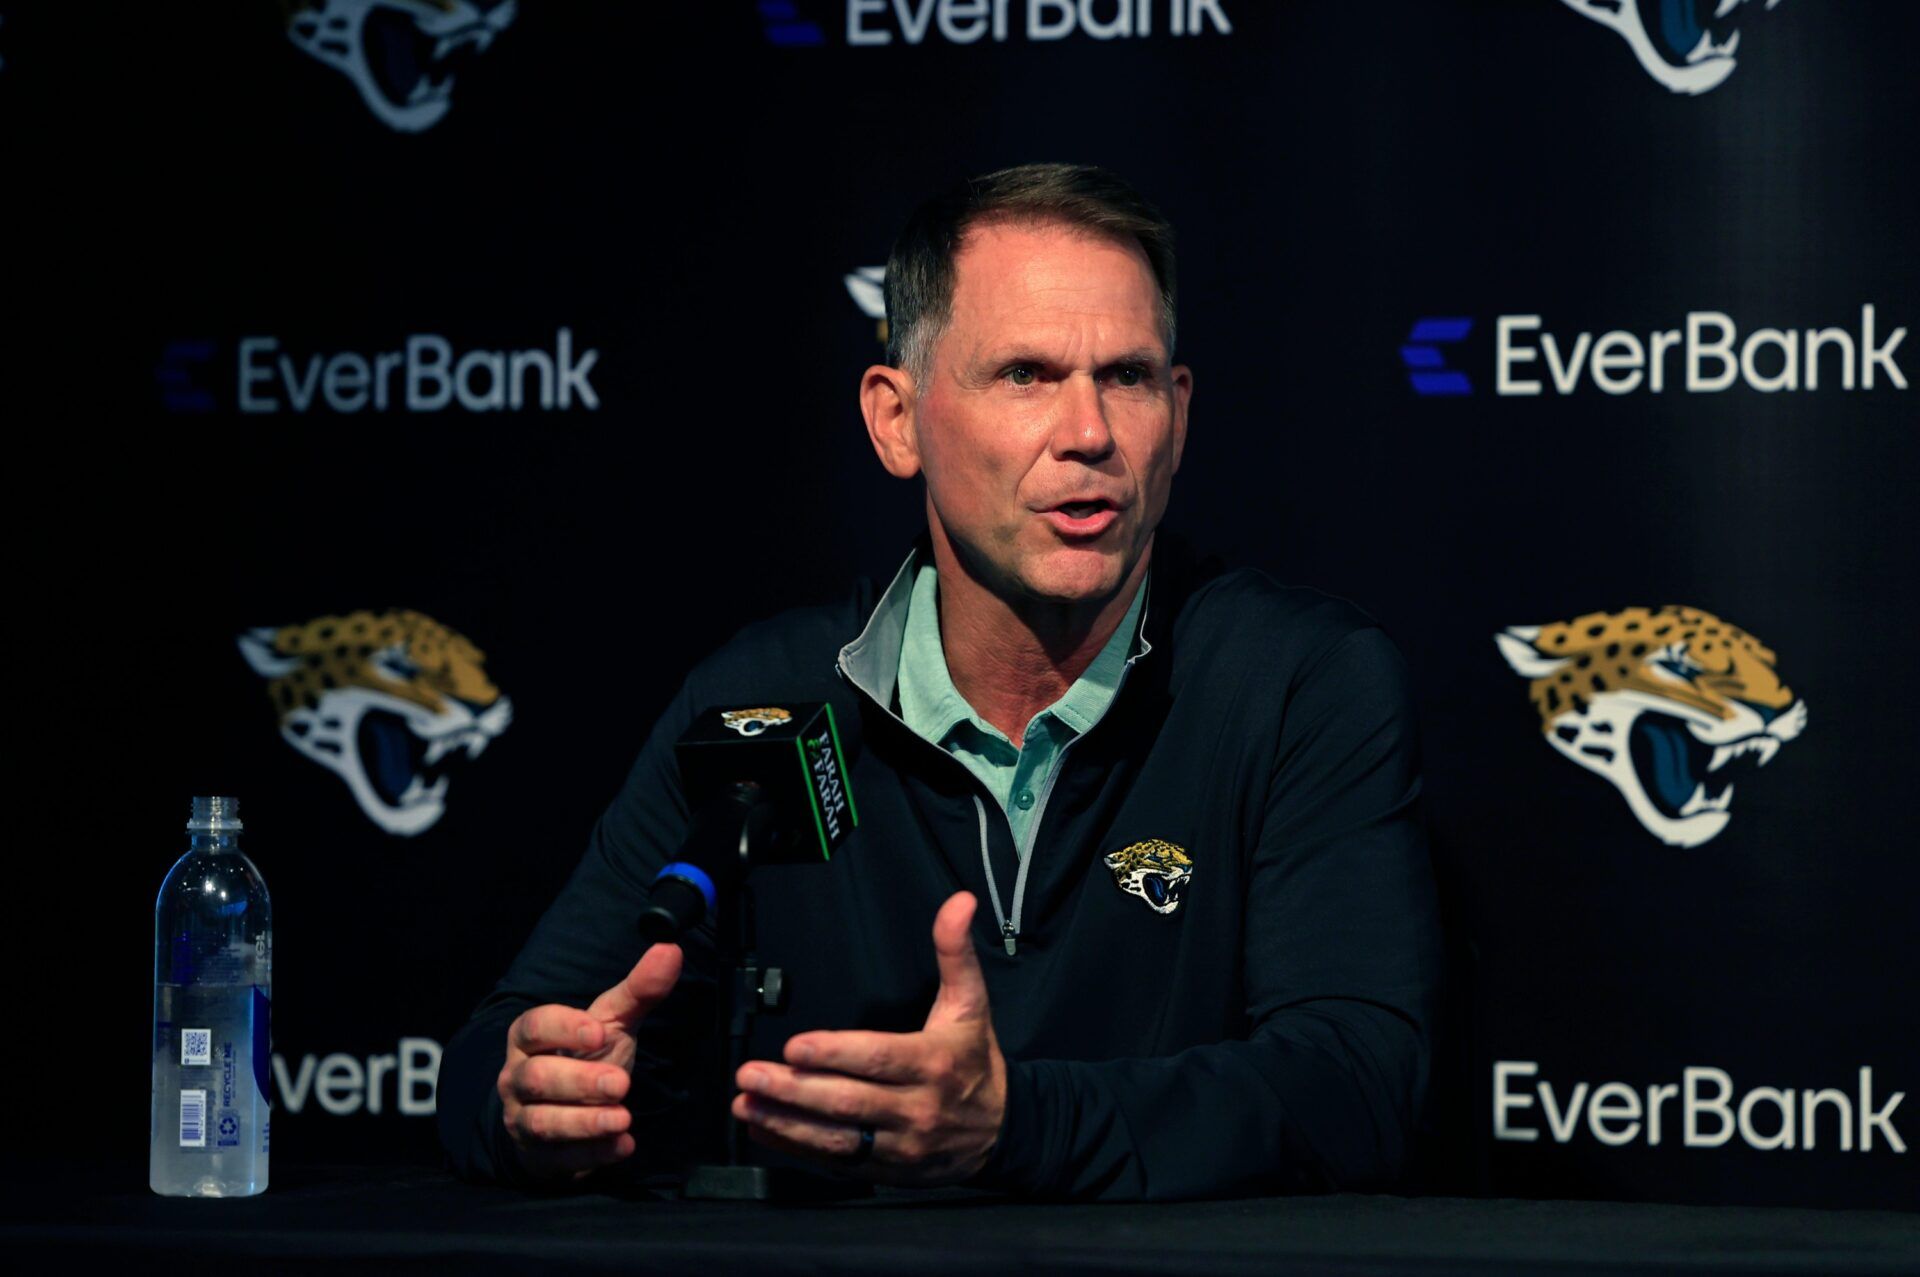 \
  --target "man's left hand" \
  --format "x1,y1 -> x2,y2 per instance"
732,890 -> 1007,1184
